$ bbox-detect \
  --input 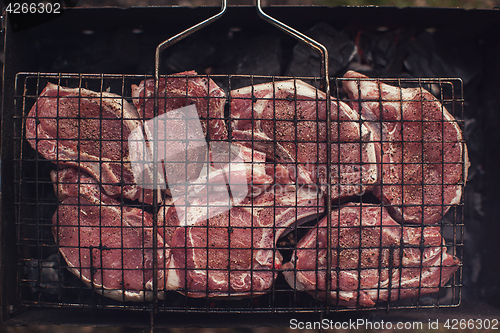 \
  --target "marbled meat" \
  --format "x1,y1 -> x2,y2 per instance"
131,70 -> 227,140
230,79 -> 378,202
342,71 -> 469,224
283,203 -> 460,307
159,187 -> 325,297
25,83 -> 159,204
51,168 -> 167,301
